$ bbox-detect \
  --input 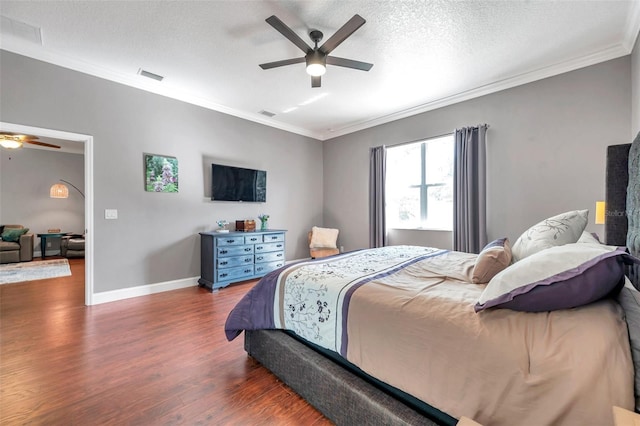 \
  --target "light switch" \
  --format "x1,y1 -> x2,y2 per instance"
105,209 -> 118,220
